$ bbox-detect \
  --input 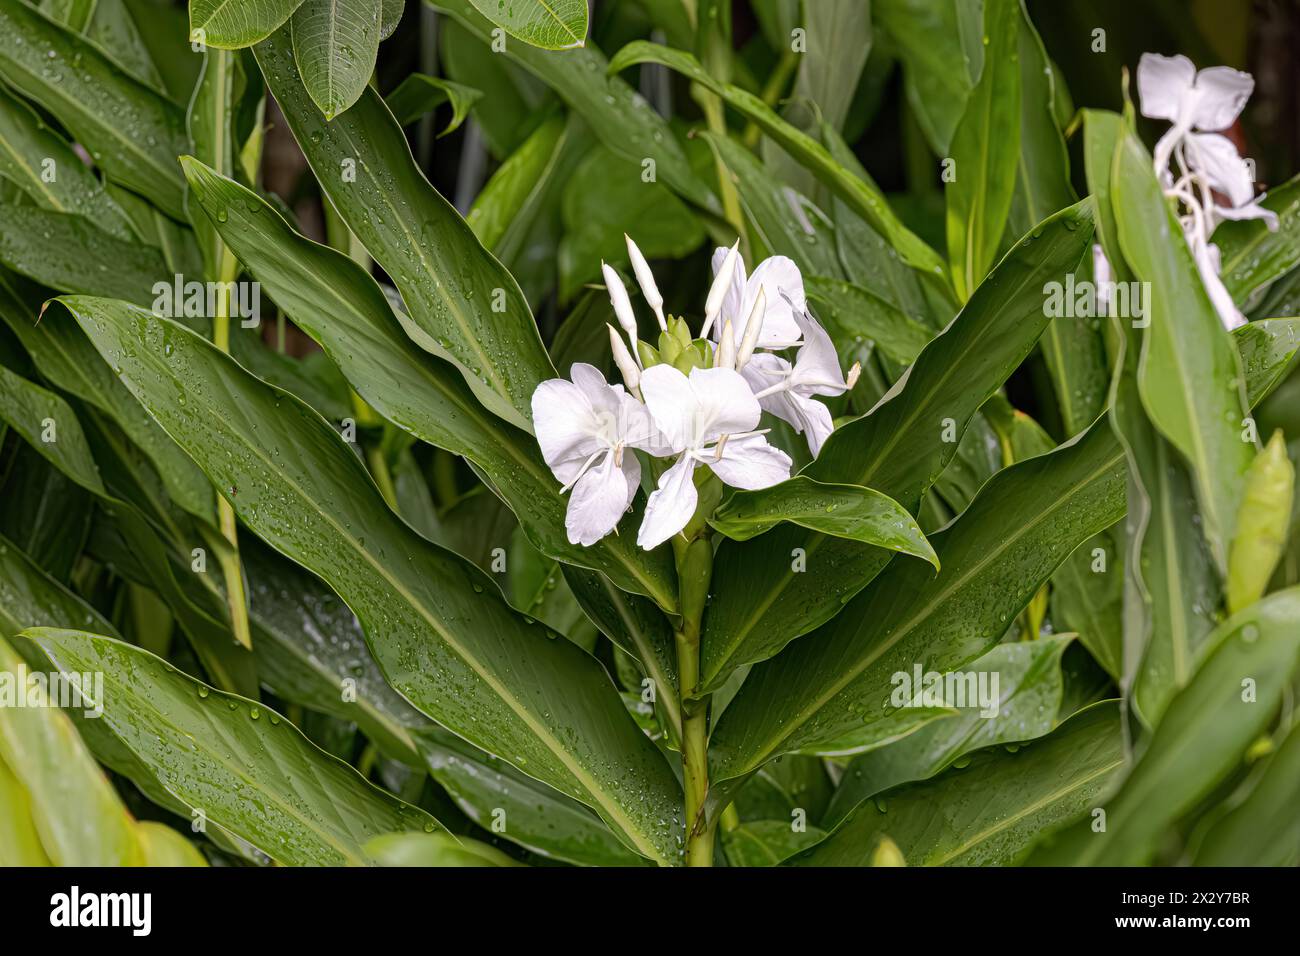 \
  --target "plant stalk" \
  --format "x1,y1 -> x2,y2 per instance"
213,248 -> 253,650
673,527 -> 716,866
